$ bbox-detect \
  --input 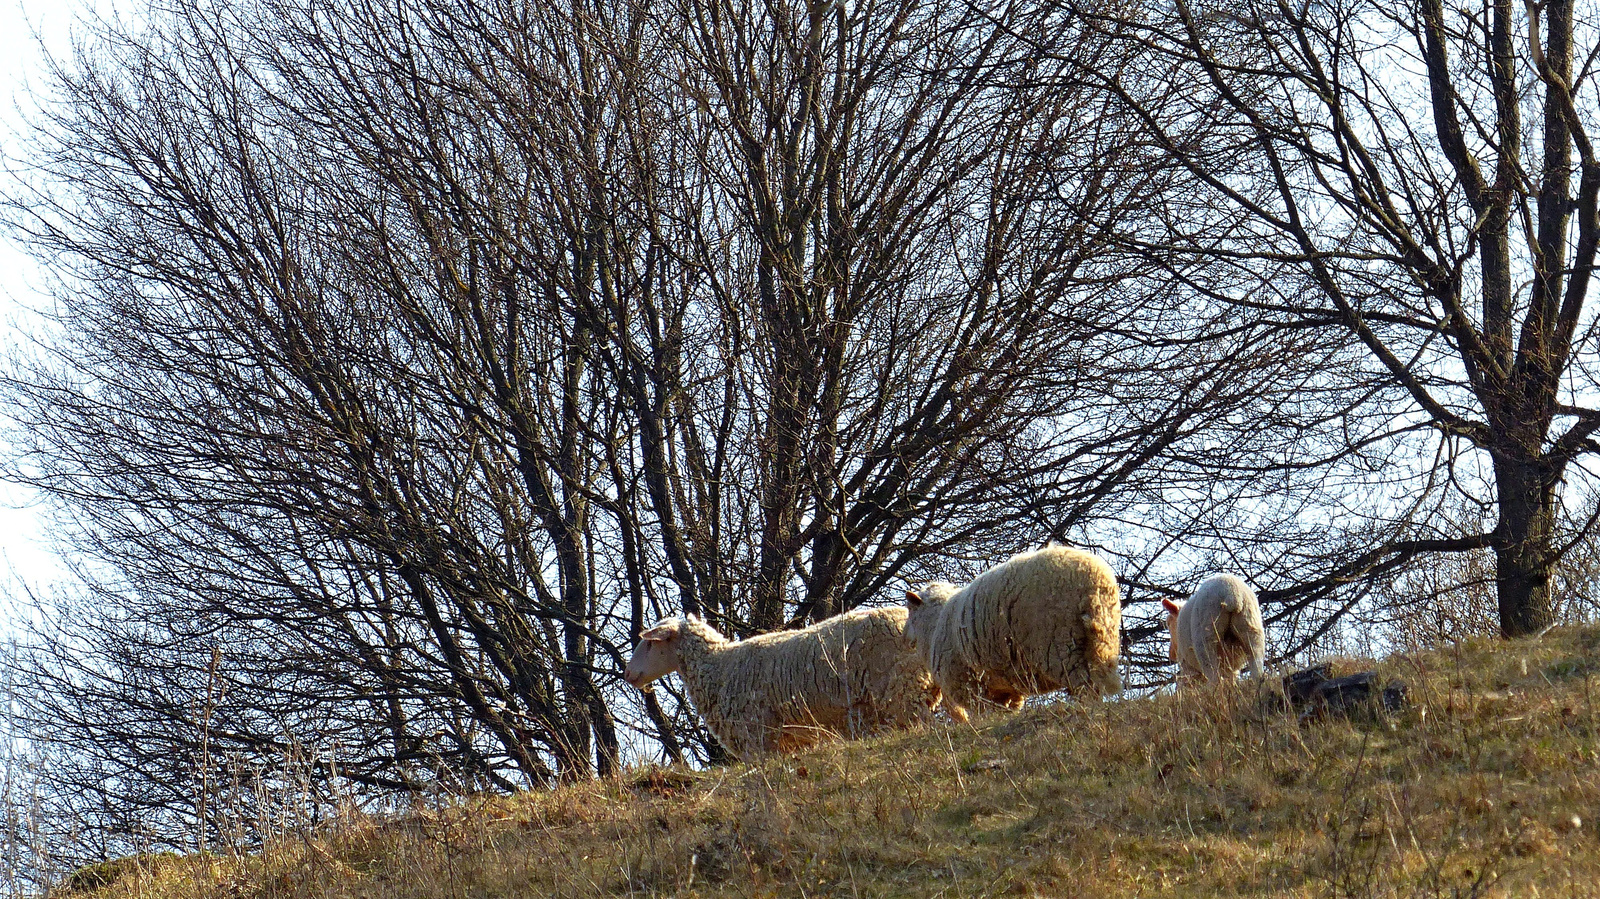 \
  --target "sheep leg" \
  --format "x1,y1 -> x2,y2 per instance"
985,688 -> 1025,711
1193,620 -> 1225,683
980,674 -> 1026,710
1239,622 -> 1266,680
941,695 -> 972,724
940,669 -> 986,724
